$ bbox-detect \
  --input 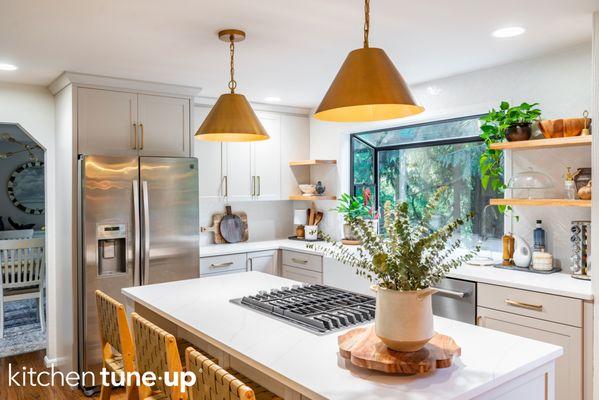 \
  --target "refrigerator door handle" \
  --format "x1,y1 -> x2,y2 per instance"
142,180 -> 150,285
132,180 -> 141,285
